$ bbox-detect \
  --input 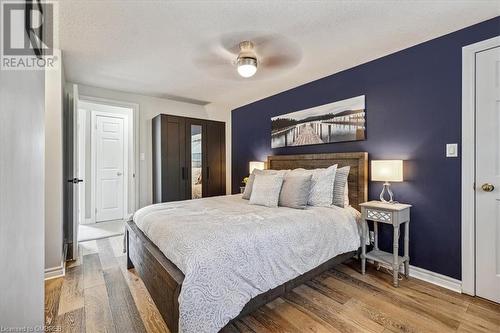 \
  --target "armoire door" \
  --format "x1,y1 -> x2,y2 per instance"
165,116 -> 187,202
152,115 -> 186,203
203,121 -> 225,197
